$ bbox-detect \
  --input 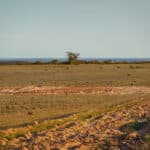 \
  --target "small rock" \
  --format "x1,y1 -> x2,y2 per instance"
0,138 -> 8,145
8,138 -> 20,147
128,131 -> 138,139
34,121 -> 39,125
19,136 -> 26,142
22,147 -> 29,150
25,132 -> 32,140
28,111 -> 33,115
